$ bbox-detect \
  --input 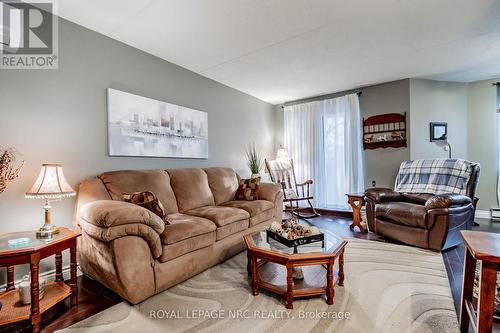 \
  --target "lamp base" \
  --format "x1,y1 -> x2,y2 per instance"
36,223 -> 59,239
